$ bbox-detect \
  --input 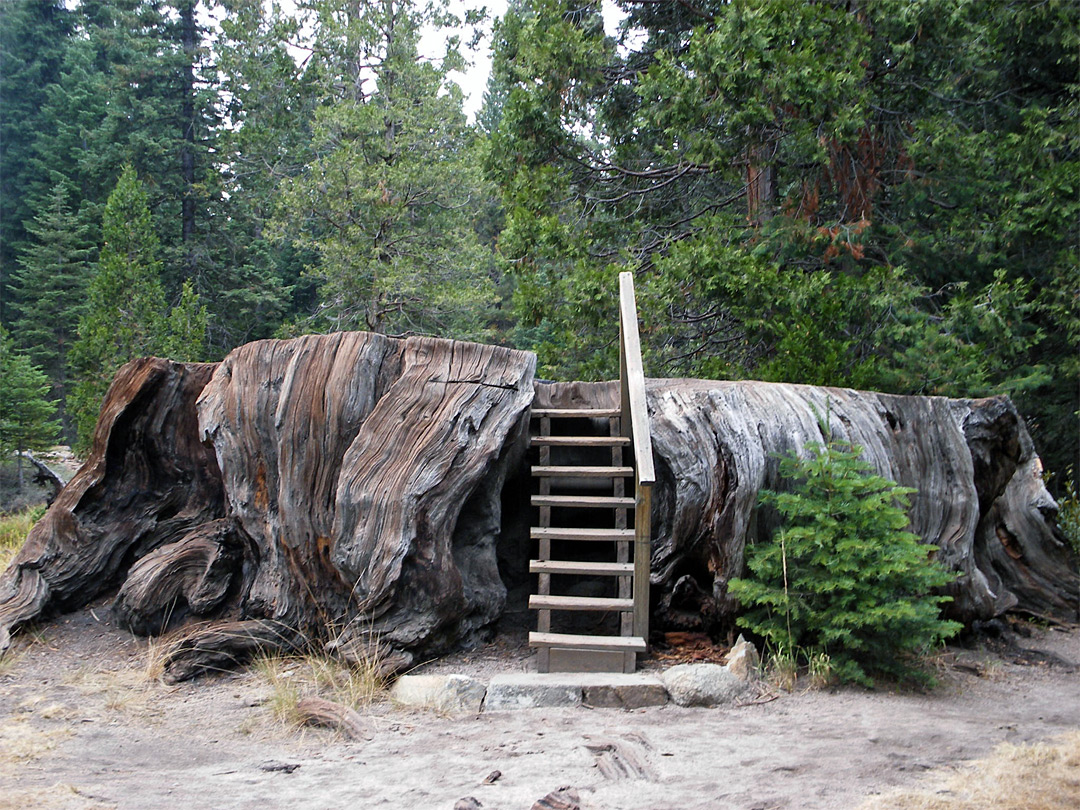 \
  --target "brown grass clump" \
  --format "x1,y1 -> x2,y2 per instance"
254,648 -> 387,730
859,731 -> 1080,810
0,716 -> 74,768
